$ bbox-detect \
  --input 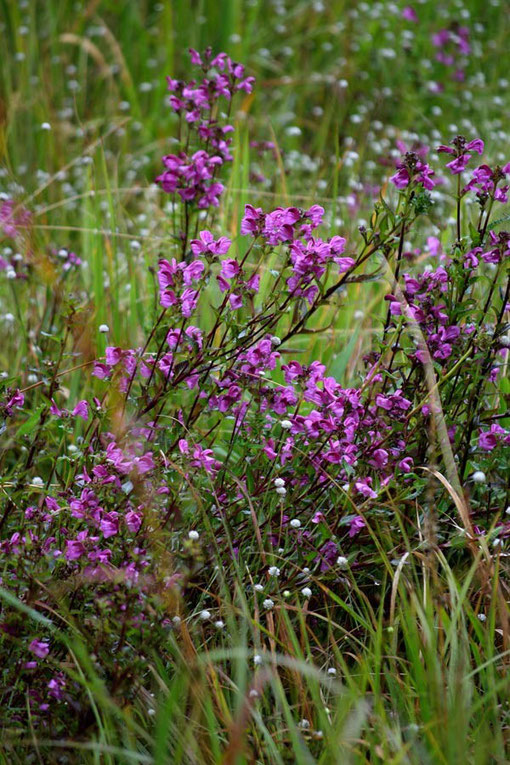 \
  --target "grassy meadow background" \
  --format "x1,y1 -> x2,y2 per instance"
0,0 -> 509,763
